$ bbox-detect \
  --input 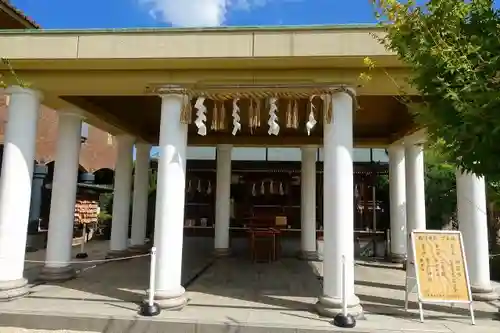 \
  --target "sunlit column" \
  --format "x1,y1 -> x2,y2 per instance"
214,144 -> 232,256
405,142 -> 426,232
316,90 -> 363,318
129,143 -> 152,251
0,86 -> 41,300
388,144 -> 407,262
40,111 -> 83,281
300,146 -> 317,260
151,93 -> 188,310
107,134 -> 134,257
456,170 -> 497,300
